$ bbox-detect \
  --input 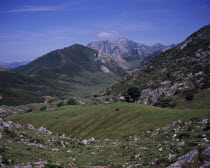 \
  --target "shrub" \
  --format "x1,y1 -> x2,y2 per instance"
105,97 -> 110,101
26,109 -> 32,113
203,124 -> 210,131
185,94 -> 194,101
177,132 -> 190,139
57,101 -> 65,107
39,106 -> 47,111
66,98 -> 77,105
